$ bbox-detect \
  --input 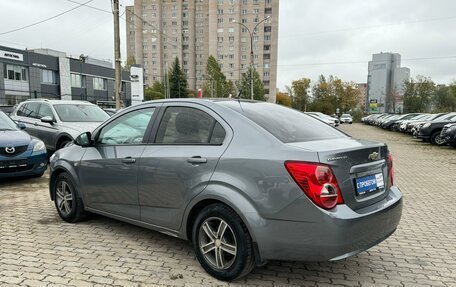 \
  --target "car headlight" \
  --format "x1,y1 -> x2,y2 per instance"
33,140 -> 46,153
422,123 -> 431,129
